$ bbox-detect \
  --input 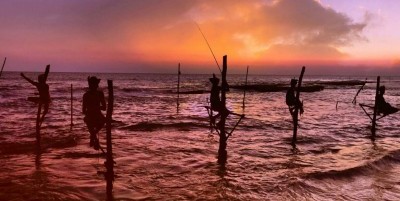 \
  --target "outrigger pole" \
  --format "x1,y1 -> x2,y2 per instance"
292,66 -> 305,146
0,57 -> 6,78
